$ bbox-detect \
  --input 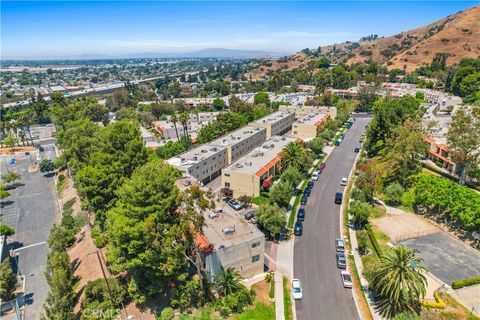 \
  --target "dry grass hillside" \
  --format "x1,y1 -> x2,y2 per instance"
249,5 -> 480,78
